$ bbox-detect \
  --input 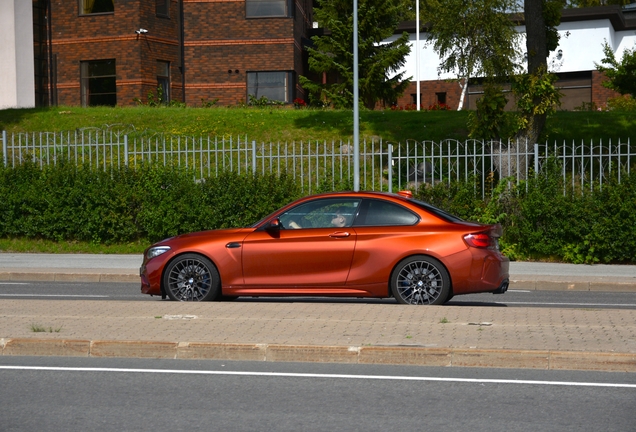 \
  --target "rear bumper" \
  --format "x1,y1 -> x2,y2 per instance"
492,278 -> 510,294
446,248 -> 509,295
